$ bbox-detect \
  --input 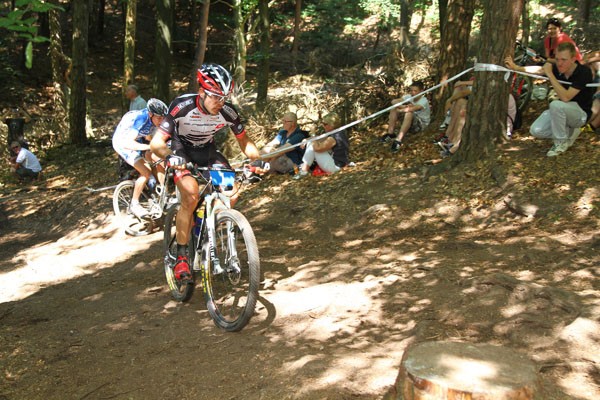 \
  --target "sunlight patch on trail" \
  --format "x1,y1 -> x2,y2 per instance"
0,218 -> 159,303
